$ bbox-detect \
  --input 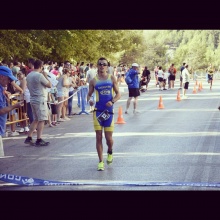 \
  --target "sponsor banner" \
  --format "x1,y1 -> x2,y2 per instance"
1,174 -> 220,188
